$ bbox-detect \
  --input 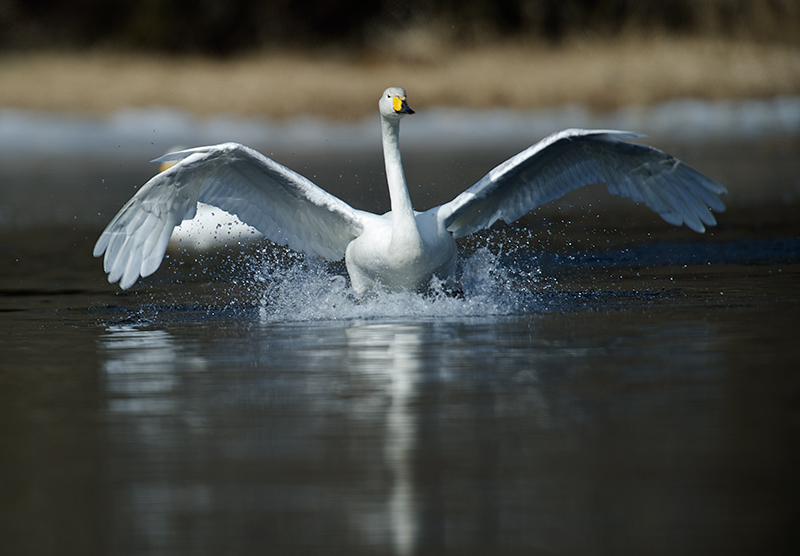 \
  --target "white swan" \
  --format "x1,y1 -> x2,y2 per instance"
94,86 -> 727,294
